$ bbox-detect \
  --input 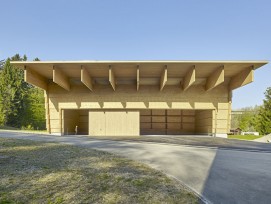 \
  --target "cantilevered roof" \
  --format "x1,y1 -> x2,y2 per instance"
11,60 -> 268,91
